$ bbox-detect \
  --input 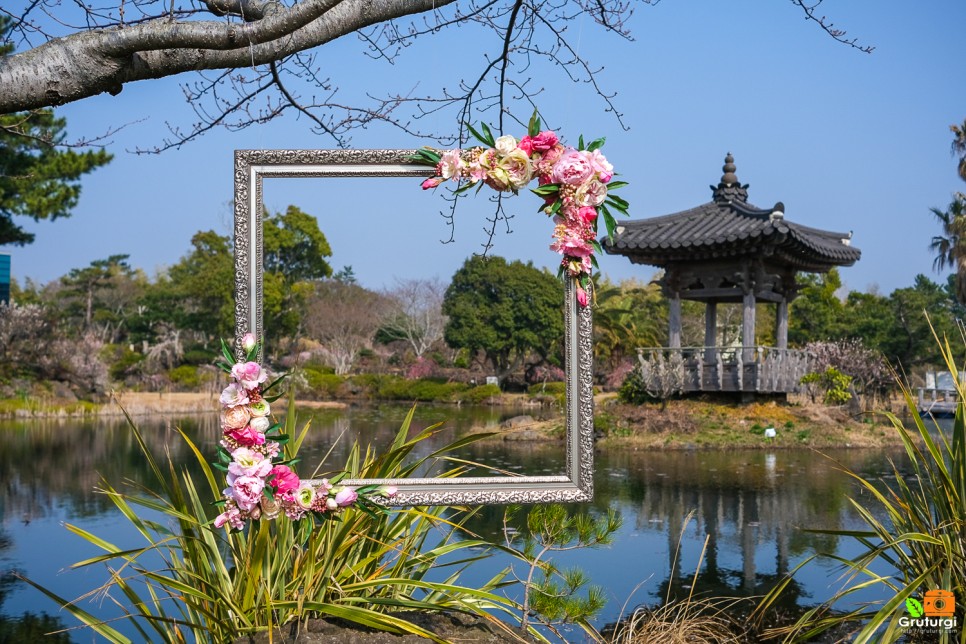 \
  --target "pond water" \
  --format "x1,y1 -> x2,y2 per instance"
0,404 -> 911,641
